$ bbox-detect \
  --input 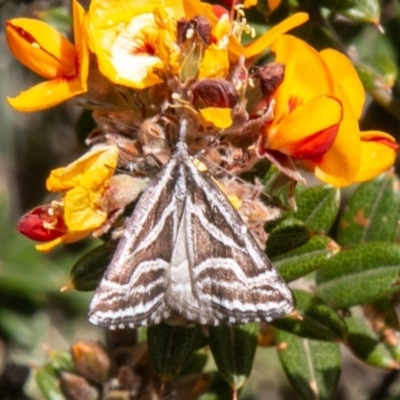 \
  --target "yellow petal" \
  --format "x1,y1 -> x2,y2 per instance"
267,96 -> 342,153
46,146 -> 118,192
355,131 -> 398,182
88,10 -> 165,88
72,0 -> 89,88
7,76 -> 86,112
312,115 -> 361,187
244,0 -> 258,7
80,147 -> 119,192
199,45 -> 230,79
271,35 -> 336,121
64,187 -> 106,231
6,18 -> 75,79
35,230 -> 91,252
6,0 -> 88,112
87,0 -> 181,88
244,13 -> 309,59
320,48 -> 365,119
200,107 -> 232,128
89,0 -> 184,26
183,0 -> 218,25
